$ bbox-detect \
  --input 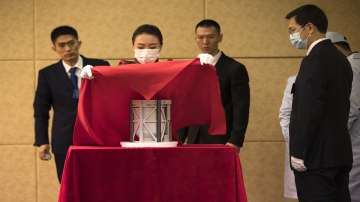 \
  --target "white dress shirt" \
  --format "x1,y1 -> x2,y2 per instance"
211,50 -> 222,66
62,56 -> 83,89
